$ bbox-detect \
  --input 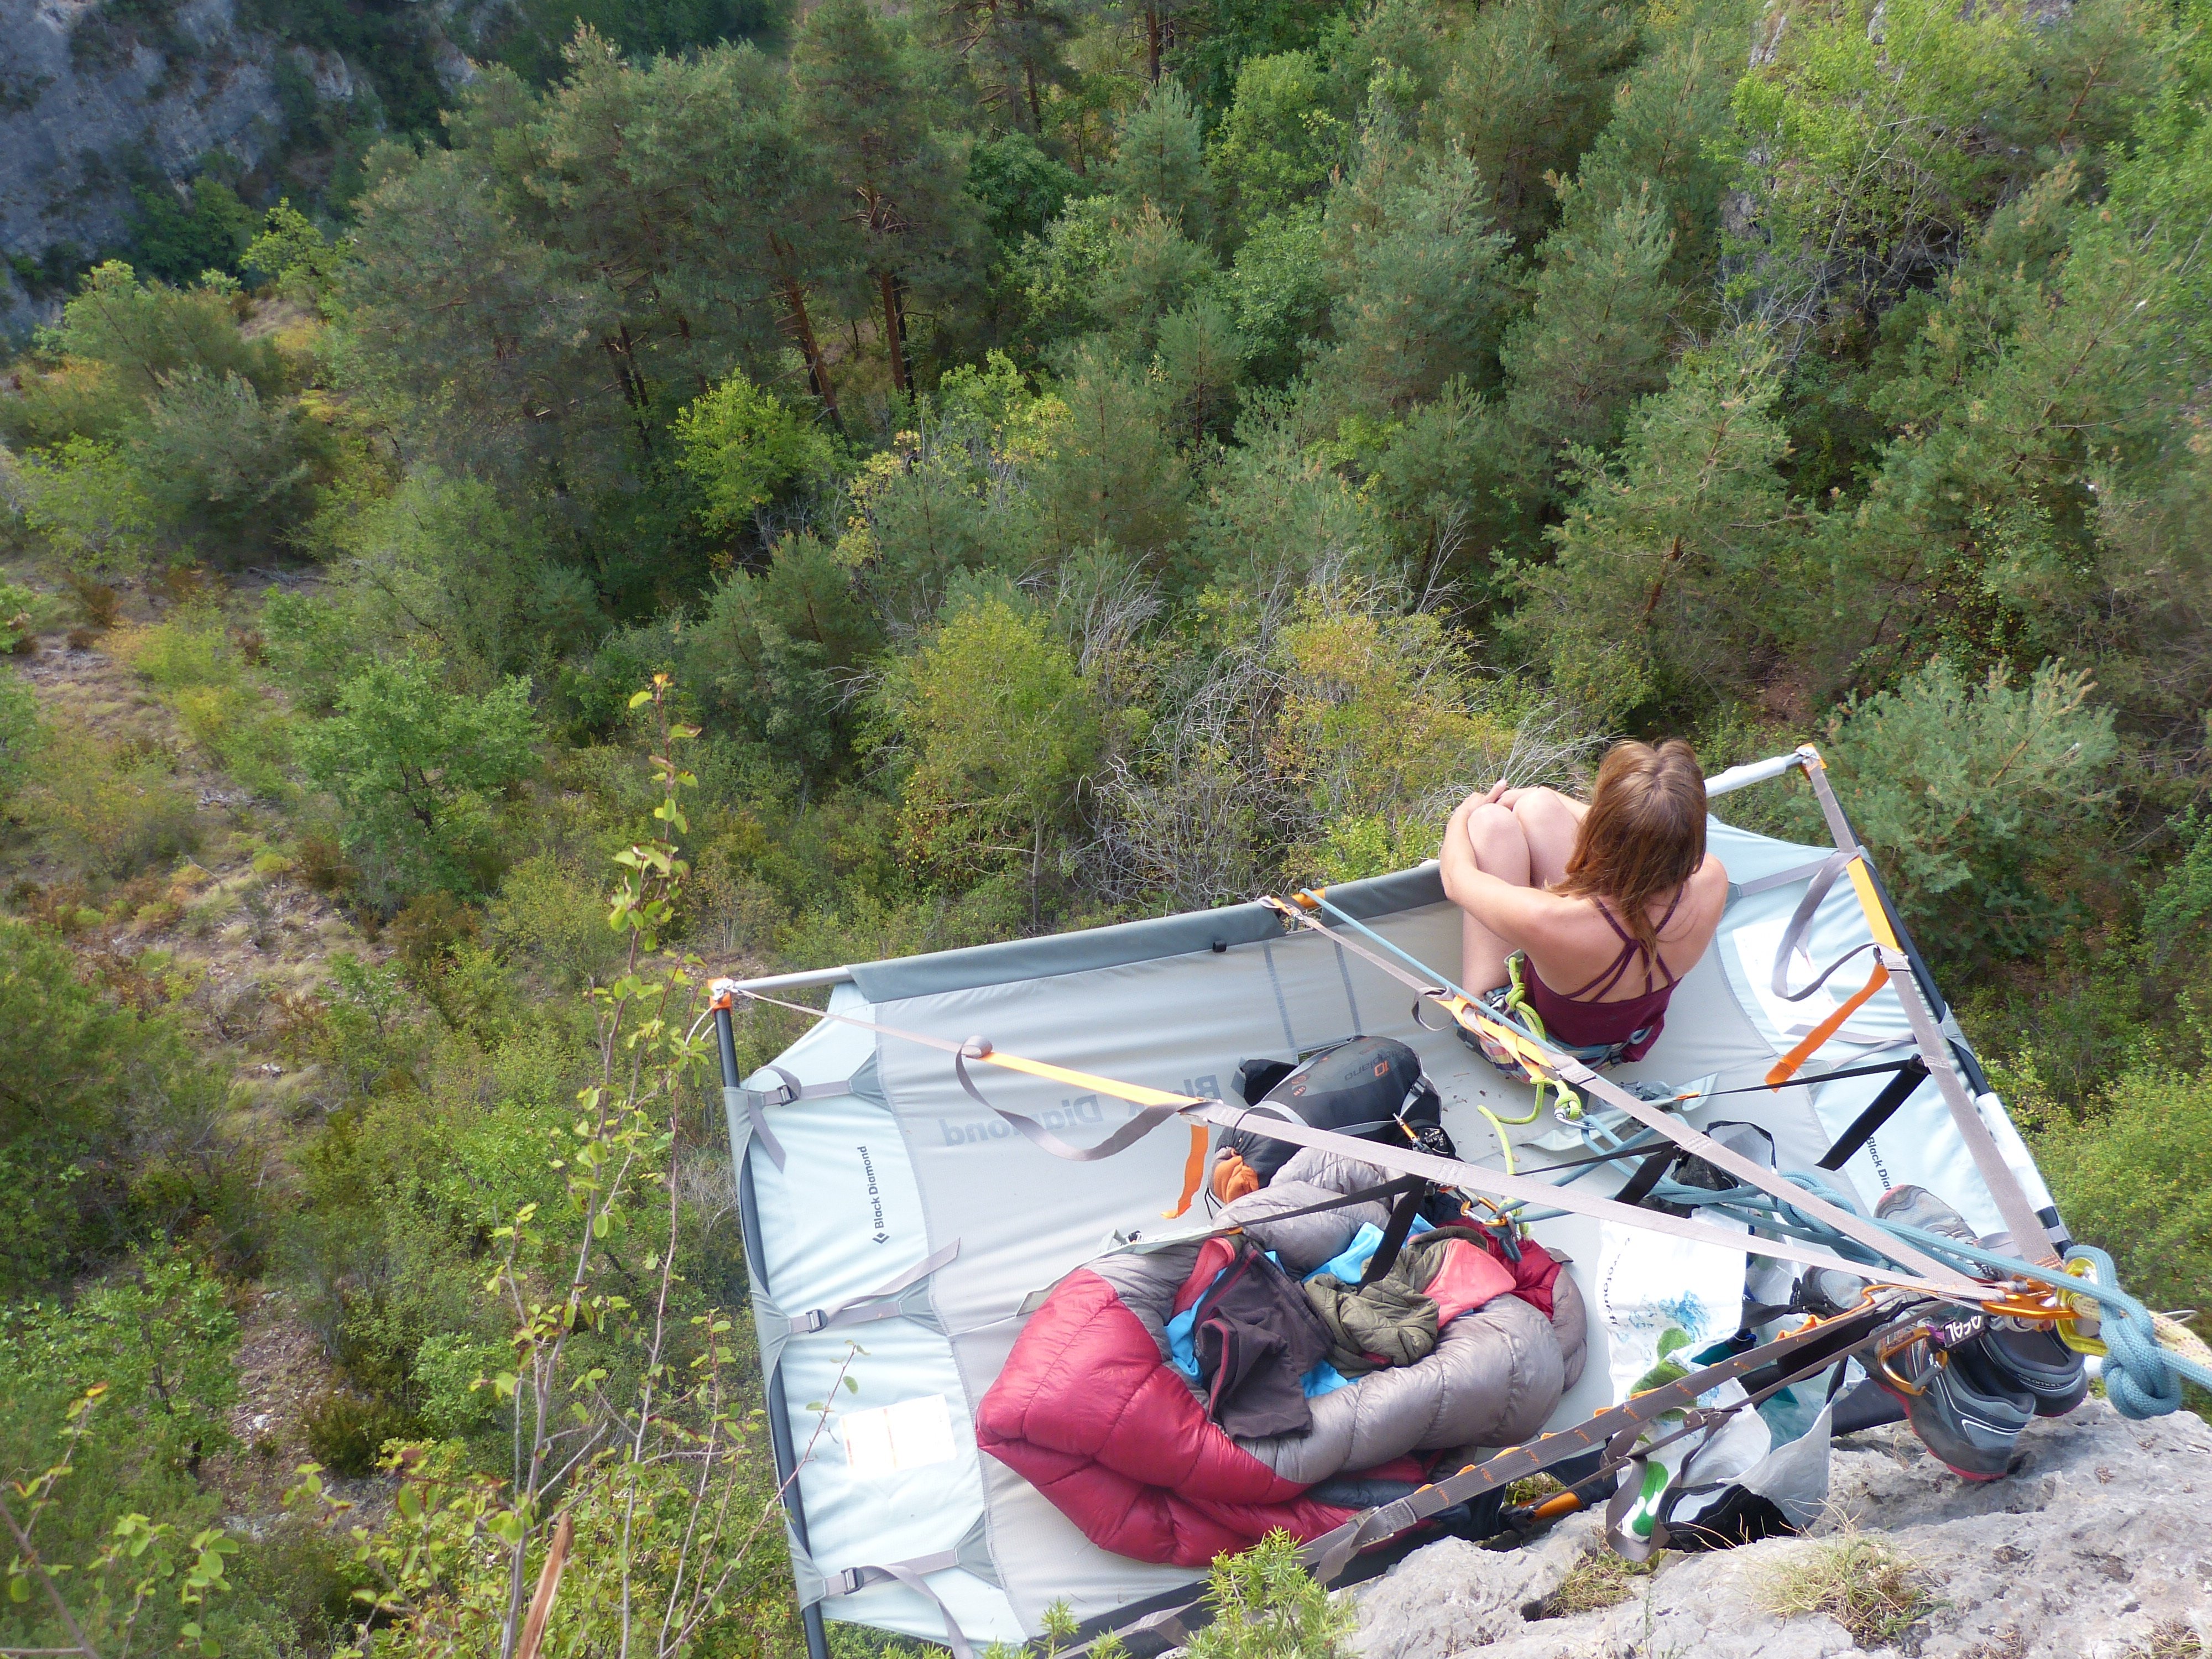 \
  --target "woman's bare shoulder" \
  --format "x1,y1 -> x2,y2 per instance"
1690,854 -> 1730,924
